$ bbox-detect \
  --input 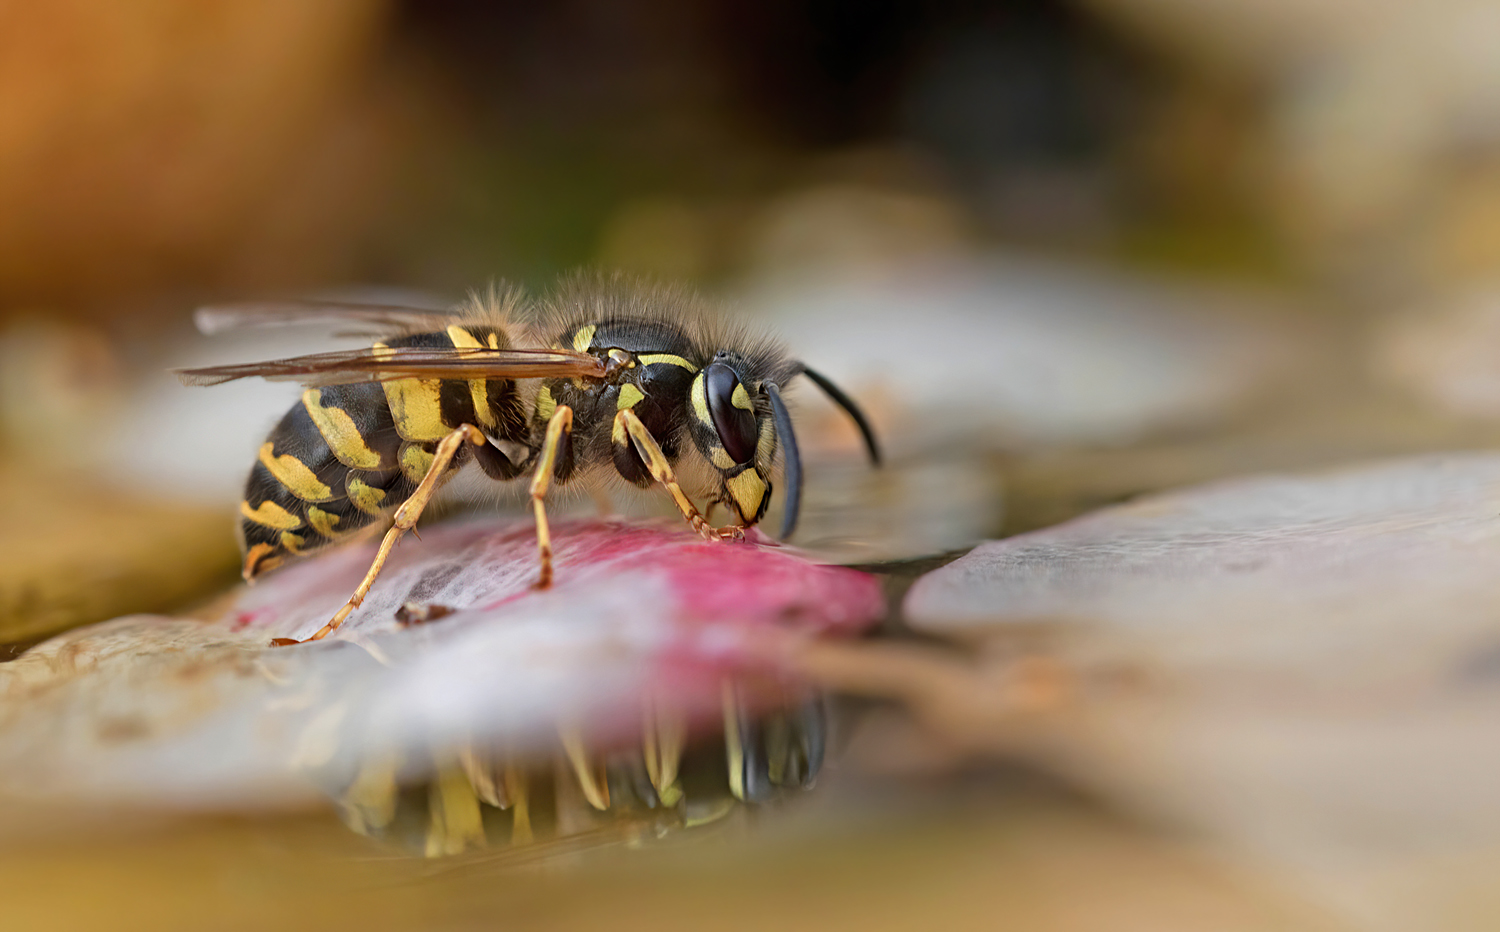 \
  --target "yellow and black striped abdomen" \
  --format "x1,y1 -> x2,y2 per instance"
239,381 -> 412,579
374,326 -> 530,486
238,324 -> 531,580
376,325 -> 527,444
